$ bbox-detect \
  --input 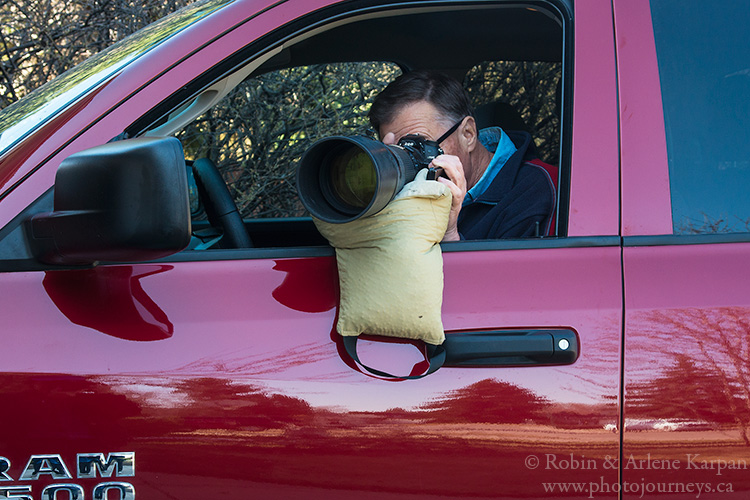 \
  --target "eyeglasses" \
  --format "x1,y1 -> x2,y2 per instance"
435,117 -> 465,144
